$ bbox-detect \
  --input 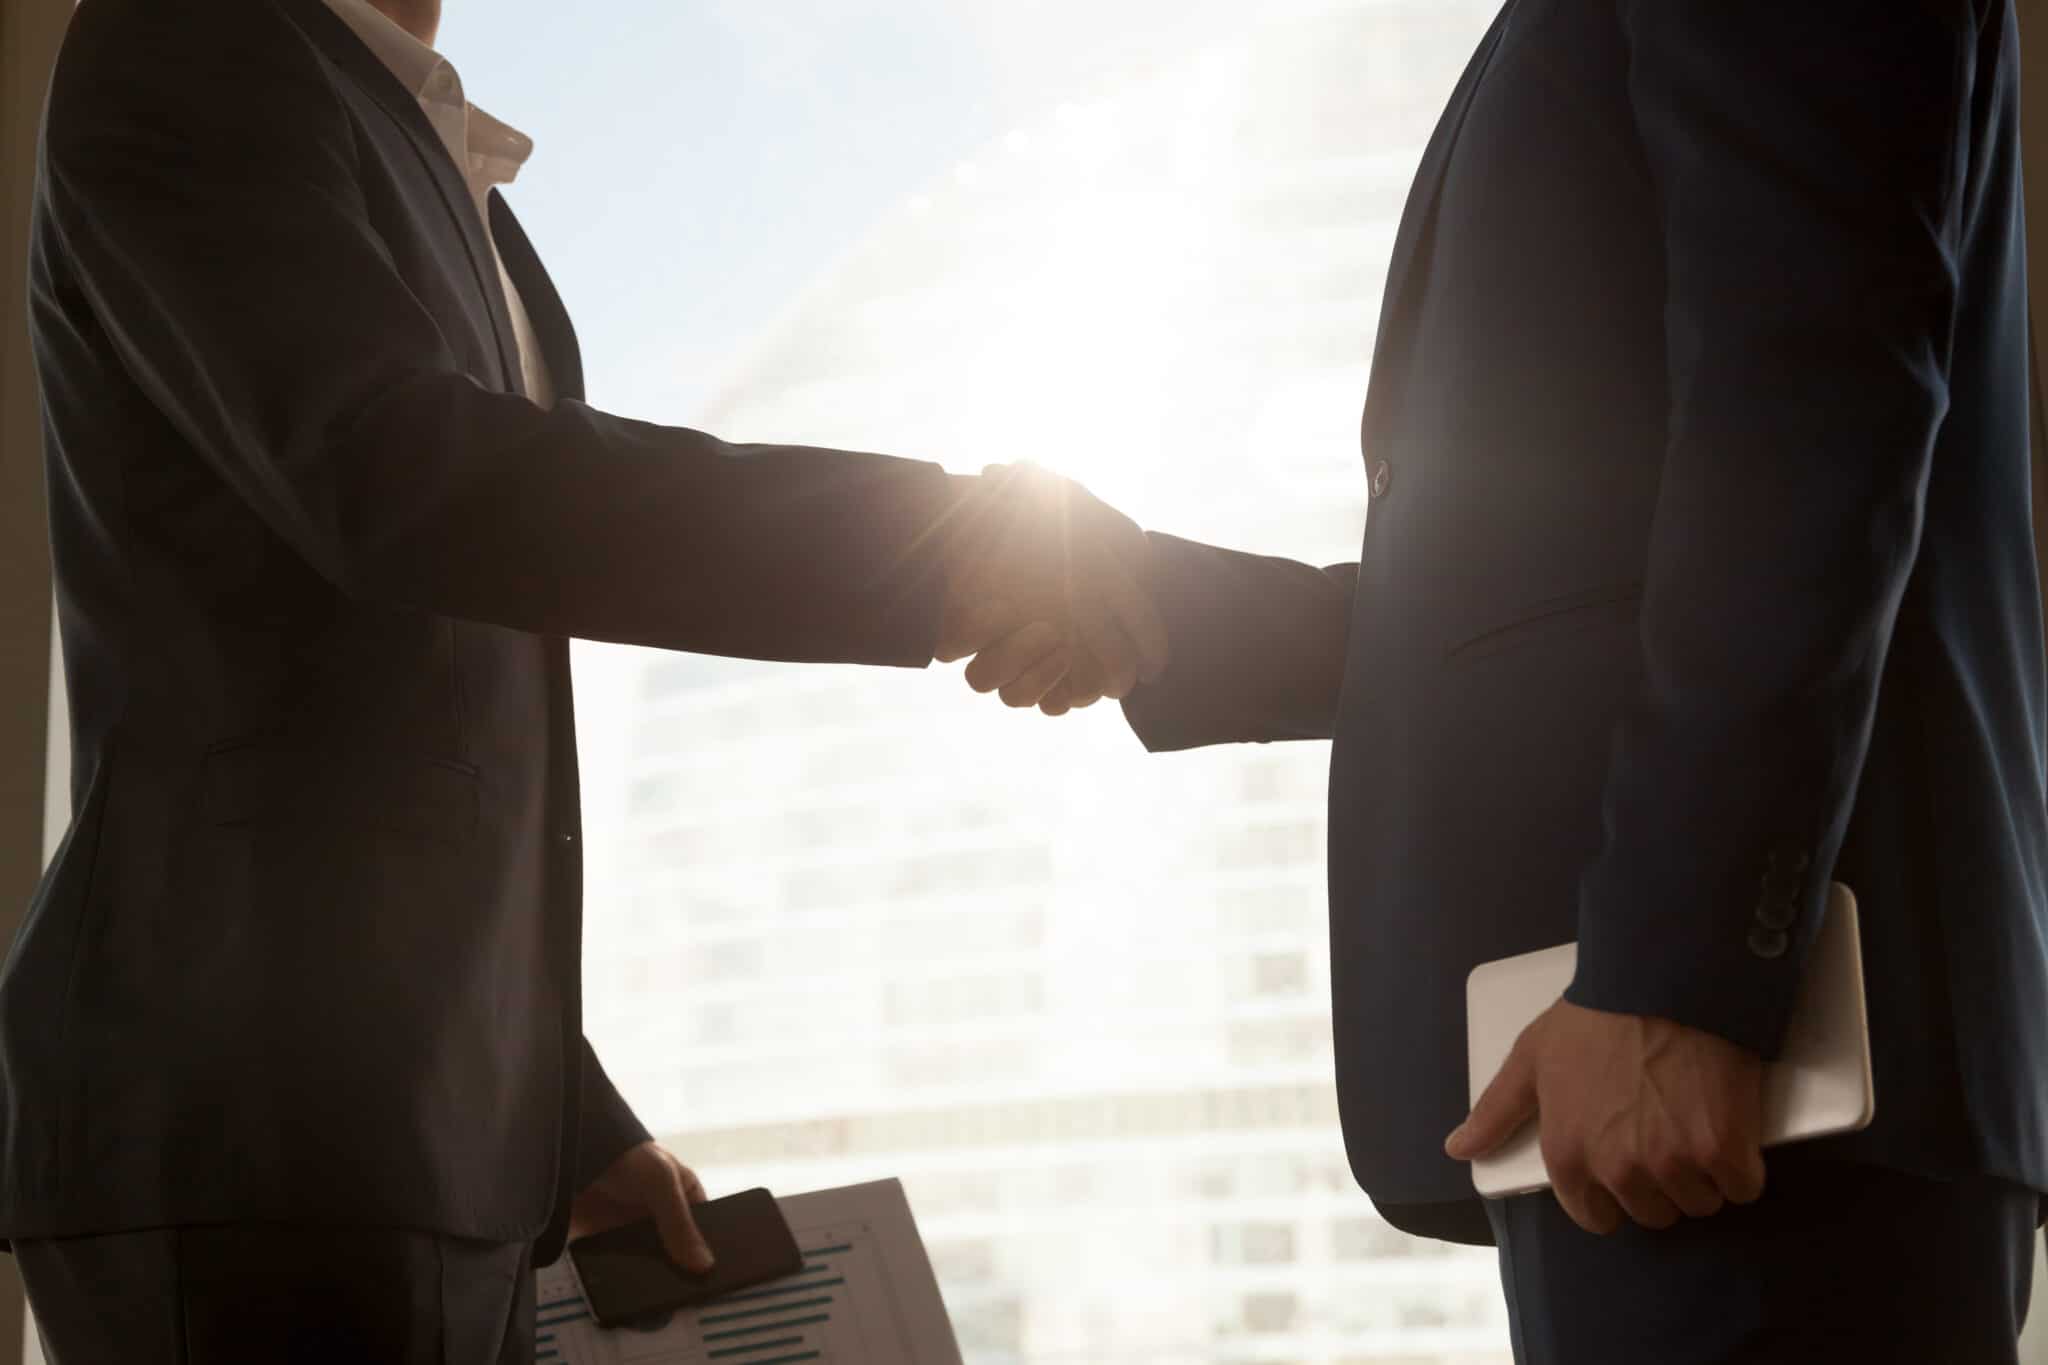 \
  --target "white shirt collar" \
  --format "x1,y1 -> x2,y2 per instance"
321,0 -> 445,100
317,0 -> 555,408
319,0 -> 534,188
